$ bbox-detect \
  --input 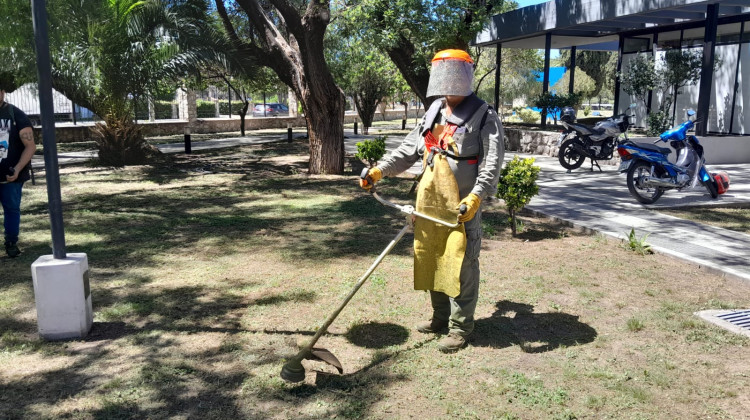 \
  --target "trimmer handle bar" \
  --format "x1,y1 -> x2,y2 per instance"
361,167 -> 466,228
